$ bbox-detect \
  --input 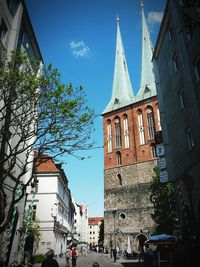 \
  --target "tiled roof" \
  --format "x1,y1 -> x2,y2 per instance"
88,217 -> 104,224
35,154 -> 59,172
